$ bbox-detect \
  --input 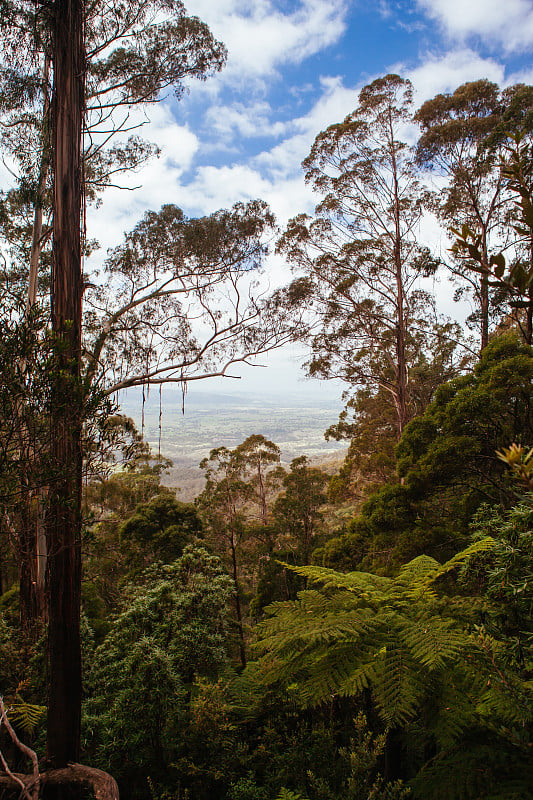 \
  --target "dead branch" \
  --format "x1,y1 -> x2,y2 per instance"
0,697 -> 39,800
